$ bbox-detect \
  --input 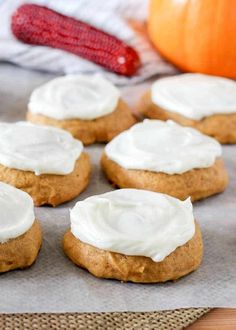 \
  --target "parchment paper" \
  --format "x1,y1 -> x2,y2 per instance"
0,64 -> 235,313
